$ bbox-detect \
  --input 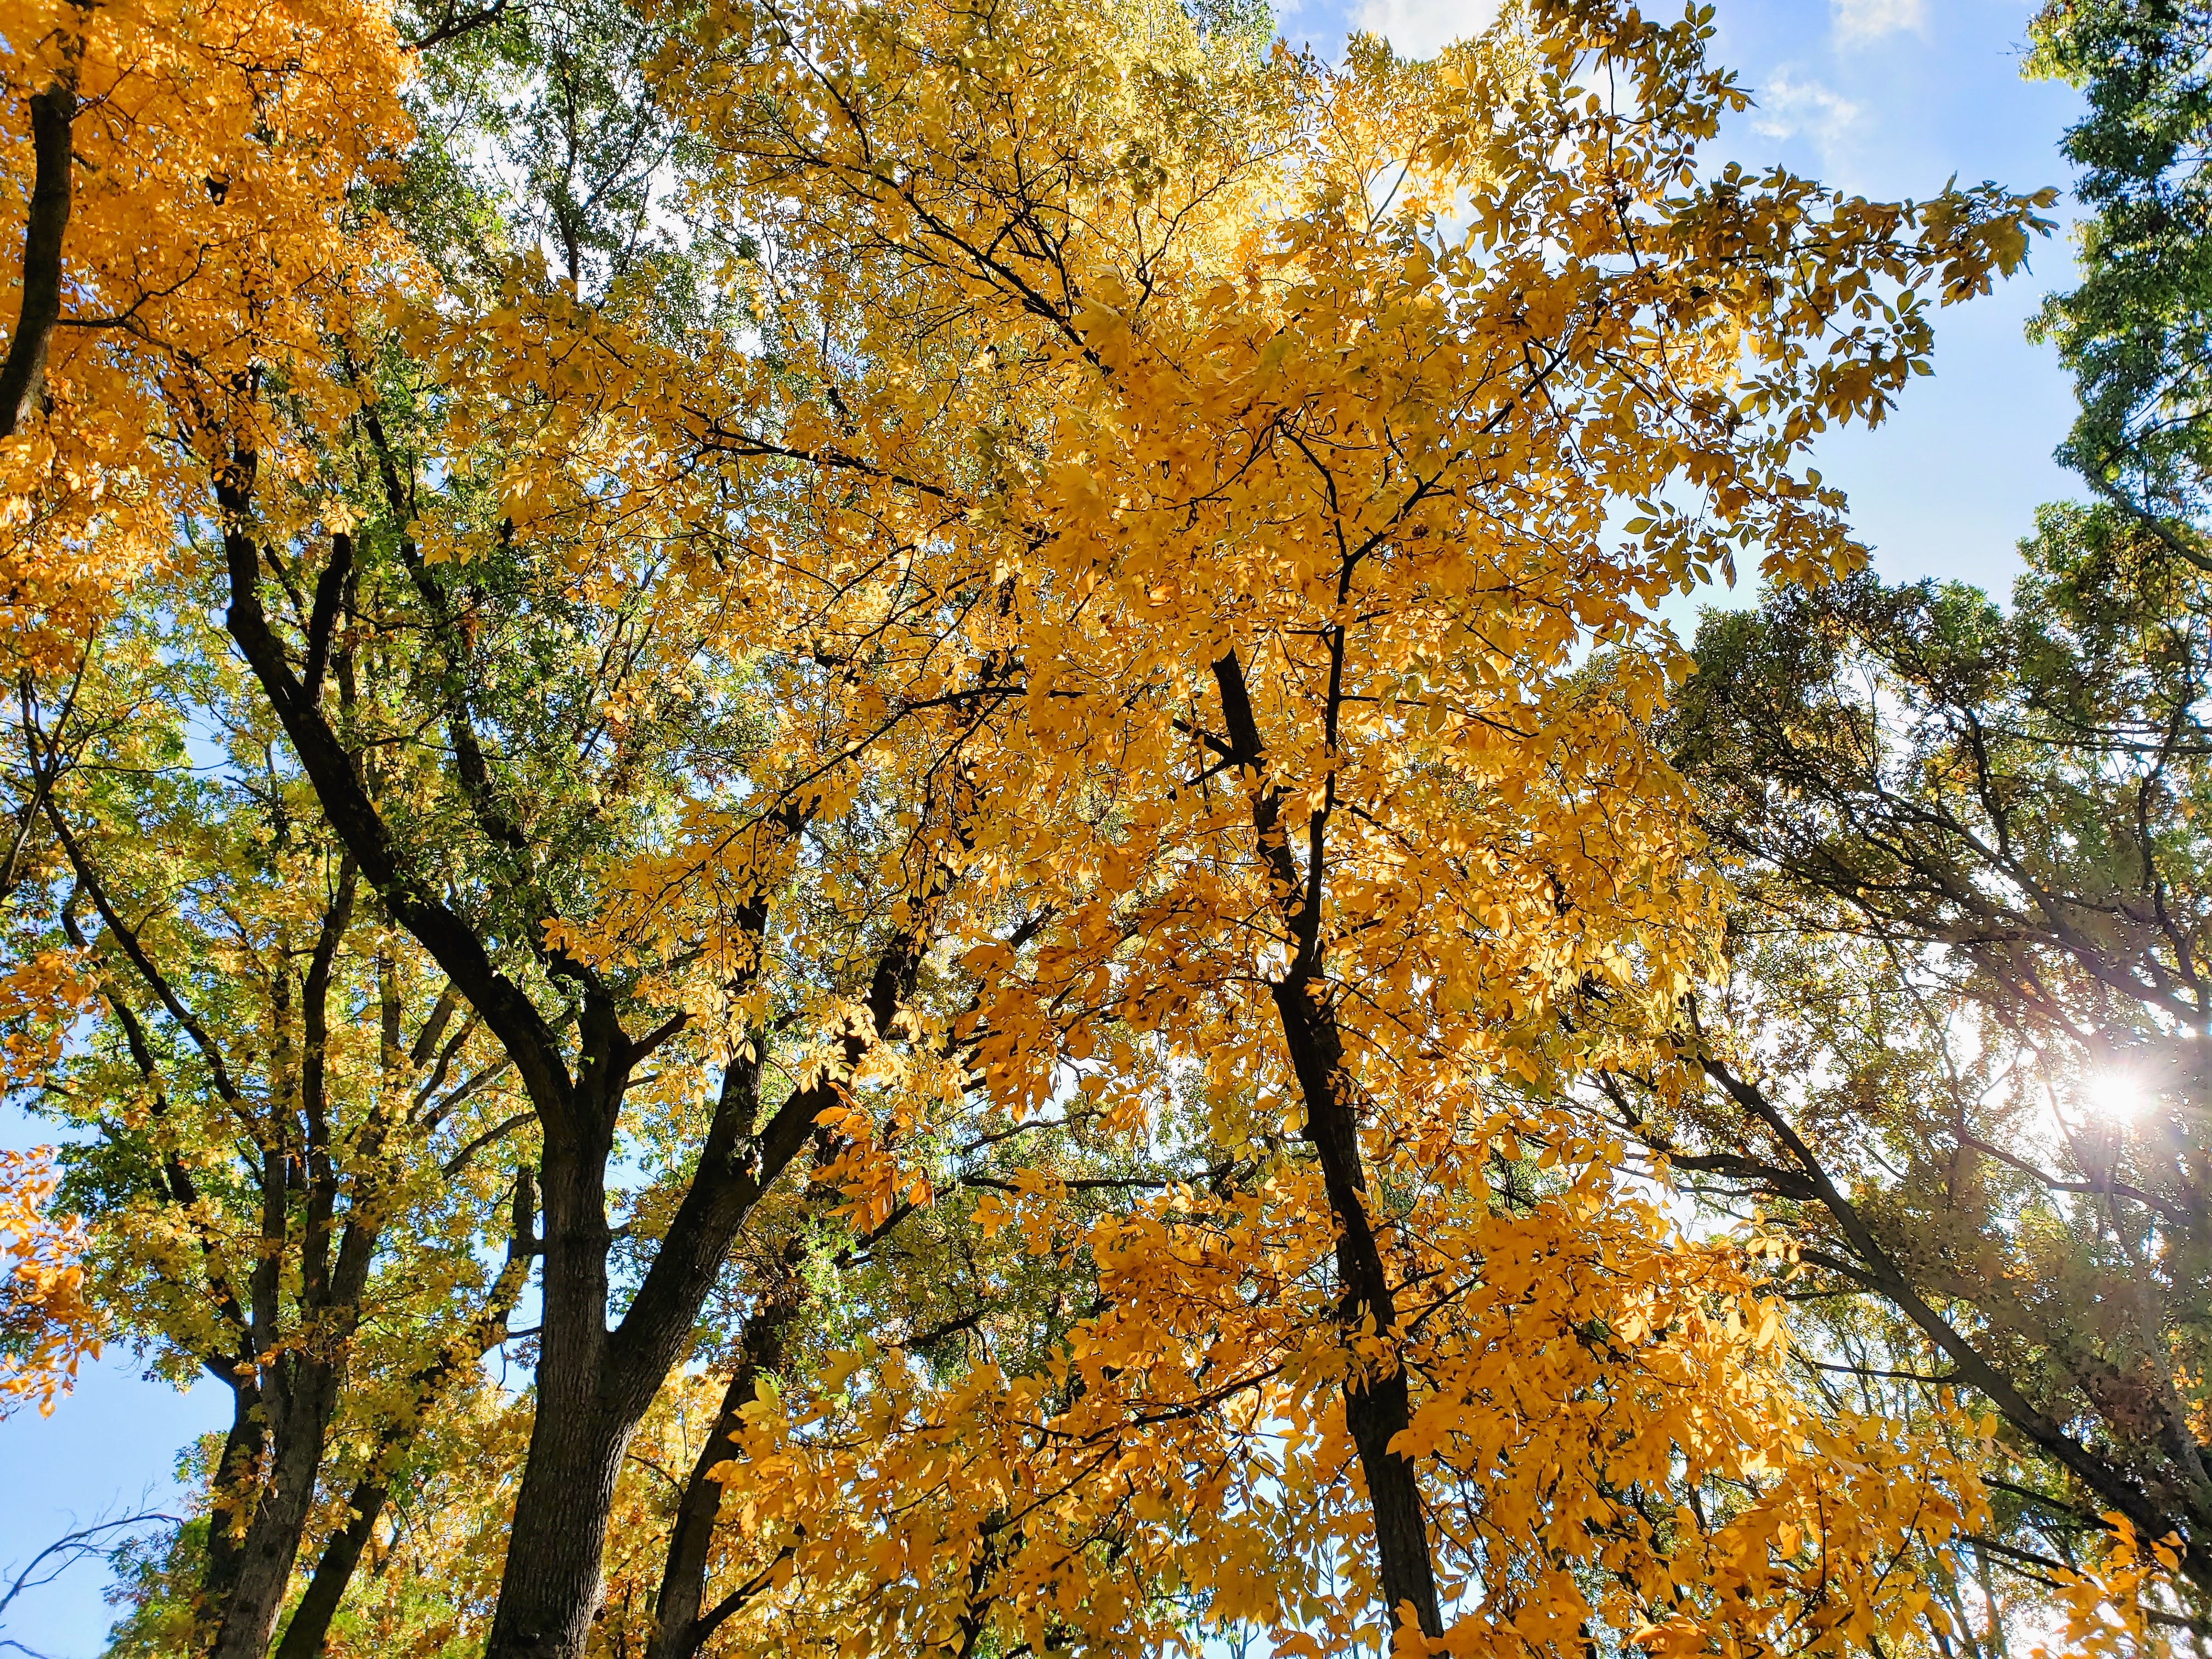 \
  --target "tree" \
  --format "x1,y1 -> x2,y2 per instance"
0,607 -> 540,1658
4,0 -> 2059,1653
0,0 -> 412,679
592,0 -> 2044,1643
1585,3 -> 2212,1642
2029,0 -> 2212,536
1640,514 -> 2212,1640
